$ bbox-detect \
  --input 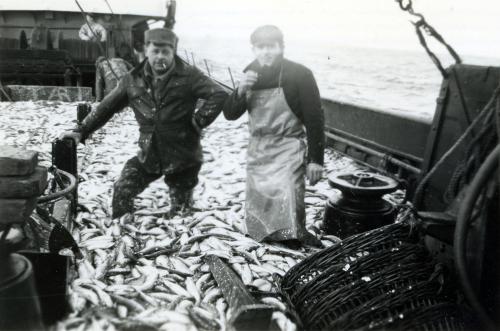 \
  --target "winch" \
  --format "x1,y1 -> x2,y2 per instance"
323,171 -> 399,238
